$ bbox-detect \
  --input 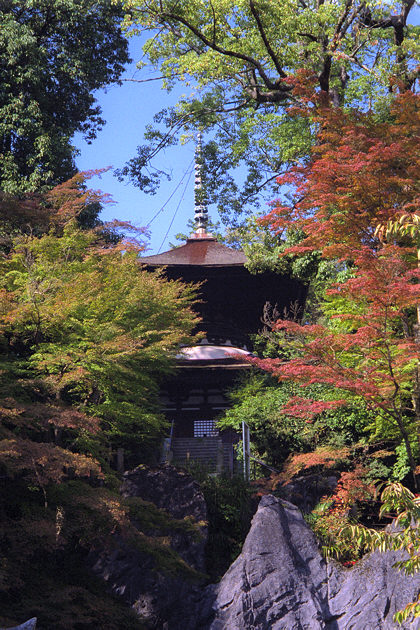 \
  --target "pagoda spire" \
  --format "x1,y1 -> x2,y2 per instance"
193,130 -> 209,236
